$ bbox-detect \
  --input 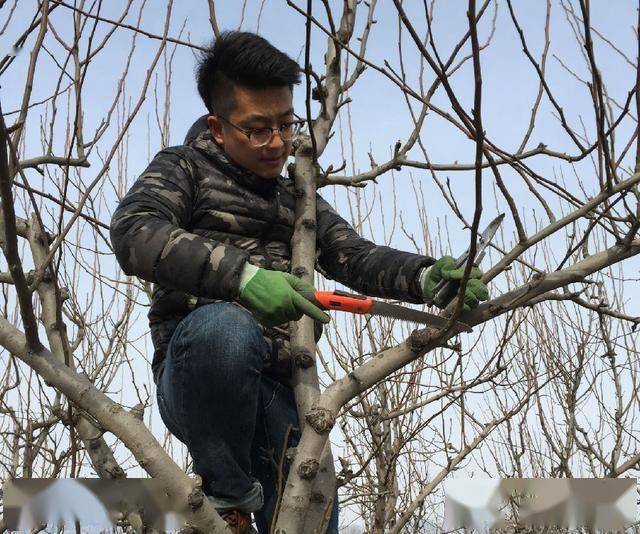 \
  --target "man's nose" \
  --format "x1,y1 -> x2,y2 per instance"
267,129 -> 285,150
